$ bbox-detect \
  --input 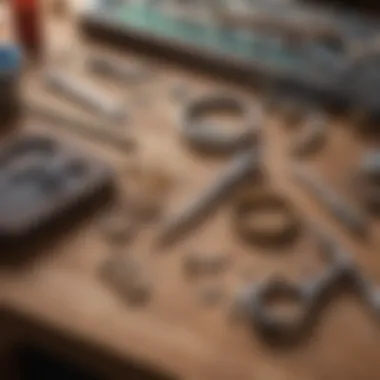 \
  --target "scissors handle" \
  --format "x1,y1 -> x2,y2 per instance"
248,276 -> 317,342
247,232 -> 355,343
